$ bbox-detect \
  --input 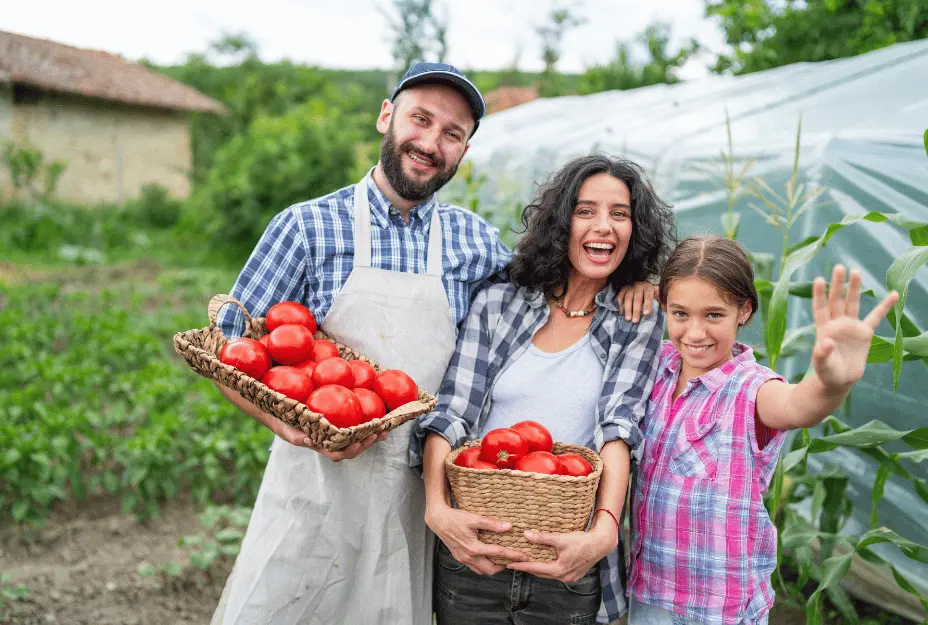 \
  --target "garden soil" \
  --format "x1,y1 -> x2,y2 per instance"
0,496 -> 814,625
0,498 -> 230,625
